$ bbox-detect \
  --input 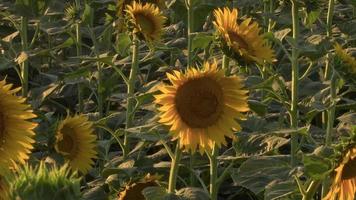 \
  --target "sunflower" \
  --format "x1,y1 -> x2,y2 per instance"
323,147 -> 356,200
118,174 -> 160,200
213,7 -> 275,64
55,115 -> 97,174
154,61 -> 249,153
334,43 -> 356,84
0,79 -> 37,173
125,1 -> 166,42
